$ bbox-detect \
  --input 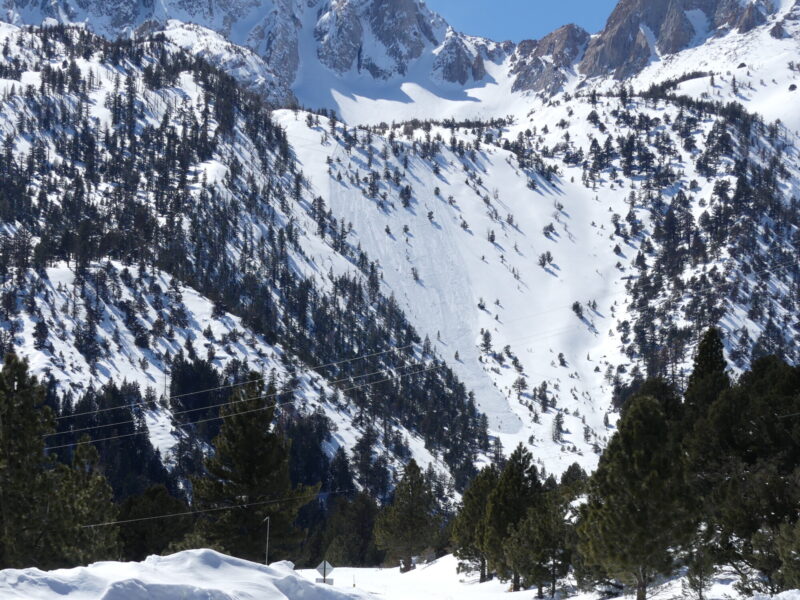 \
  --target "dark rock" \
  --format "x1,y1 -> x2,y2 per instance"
579,0 -> 781,79
511,24 -> 589,94
736,2 -> 767,33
